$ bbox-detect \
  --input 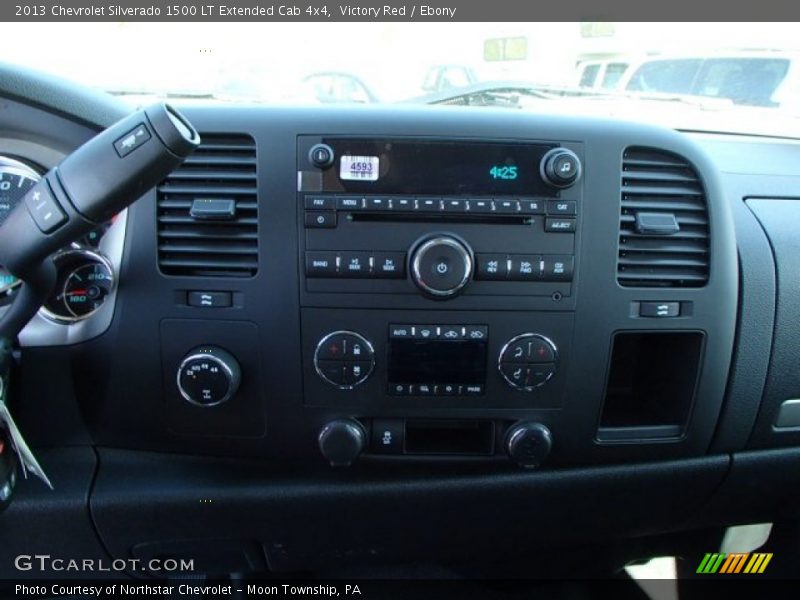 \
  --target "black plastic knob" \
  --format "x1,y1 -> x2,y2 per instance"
506,422 -> 552,468
540,148 -> 581,188
318,419 -> 366,467
309,144 -> 334,169
410,235 -> 473,298
177,346 -> 241,407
